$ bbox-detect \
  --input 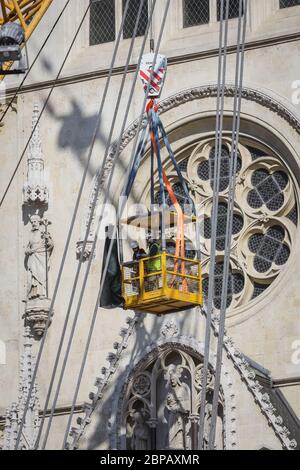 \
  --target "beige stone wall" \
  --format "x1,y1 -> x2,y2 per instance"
0,0 -> 299,449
